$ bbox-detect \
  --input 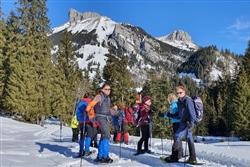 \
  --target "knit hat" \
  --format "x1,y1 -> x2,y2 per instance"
142,95 -> 152,104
